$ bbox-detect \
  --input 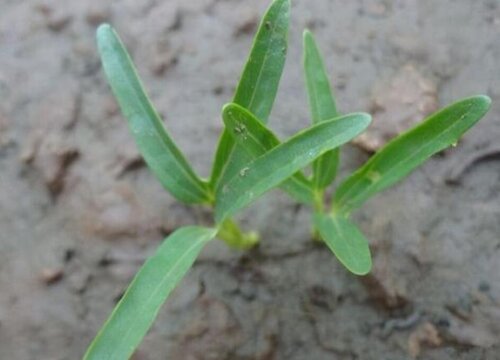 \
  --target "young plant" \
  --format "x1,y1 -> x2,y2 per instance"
301,31 -> 491,275
84,0 -> 491,358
